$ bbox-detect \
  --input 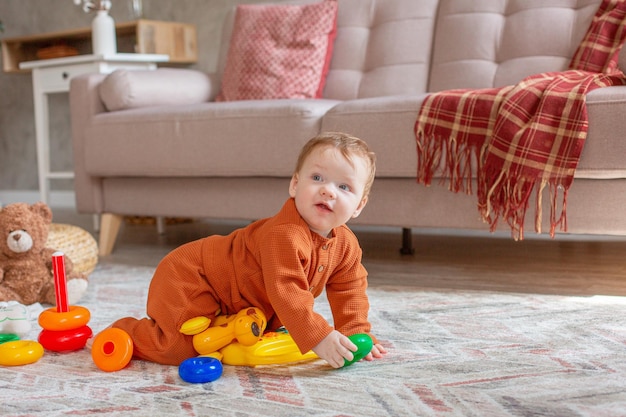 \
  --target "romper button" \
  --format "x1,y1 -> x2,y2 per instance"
322,244 -> 328,250
318,265 -> 324,273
